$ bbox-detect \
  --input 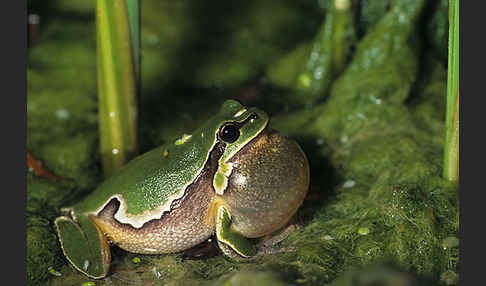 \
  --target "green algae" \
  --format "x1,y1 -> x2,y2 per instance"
268,0 -> 458,284
359,0 -> 394,34
215,270 -> 288,286
329,263 -> 438,286
27,0 -> 458,285
27,212 -> 63,286
27,175 -> 72,211
266,42 -> 311,89
409,55 -> 448,147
